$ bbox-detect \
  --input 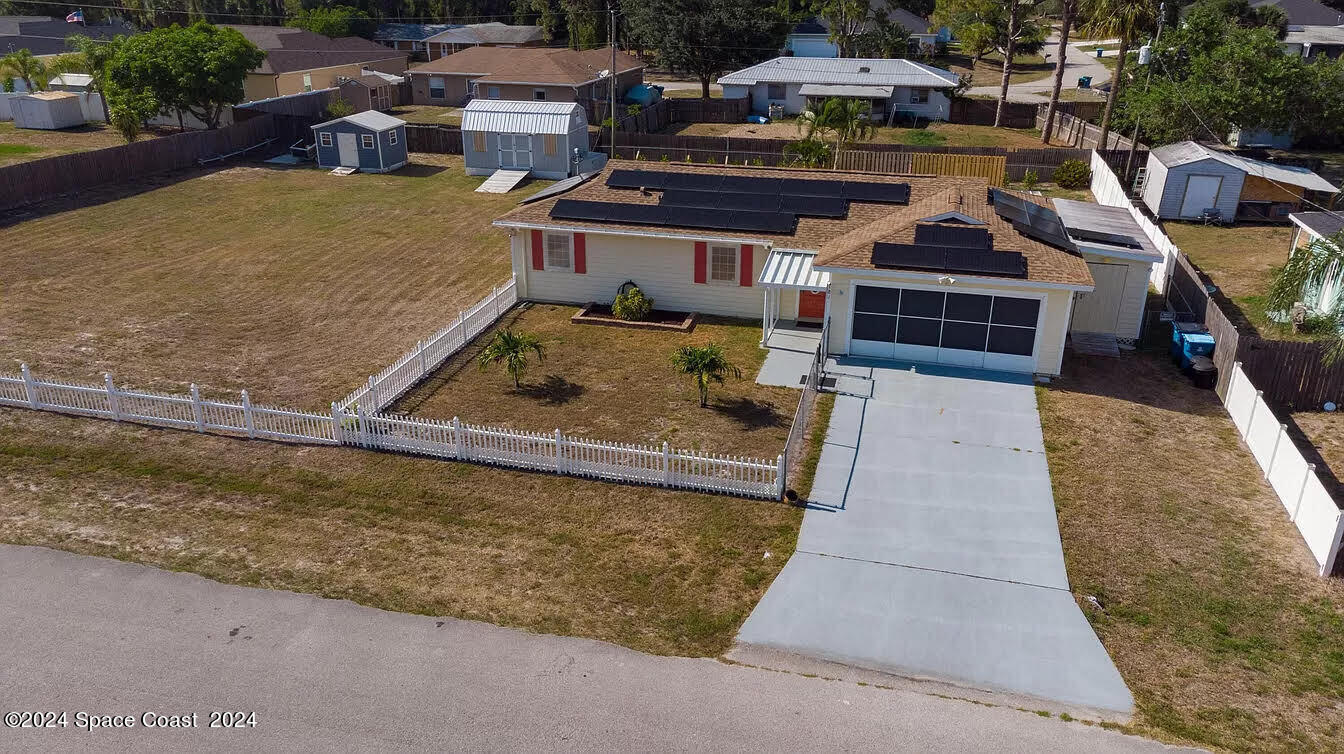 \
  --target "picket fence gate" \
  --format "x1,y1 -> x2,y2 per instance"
1,364 -> 784,500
